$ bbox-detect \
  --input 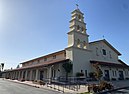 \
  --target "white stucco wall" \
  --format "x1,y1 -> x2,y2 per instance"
89,41 -> 120,64
22,52 -> 65,67
66,47 -> 92,77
